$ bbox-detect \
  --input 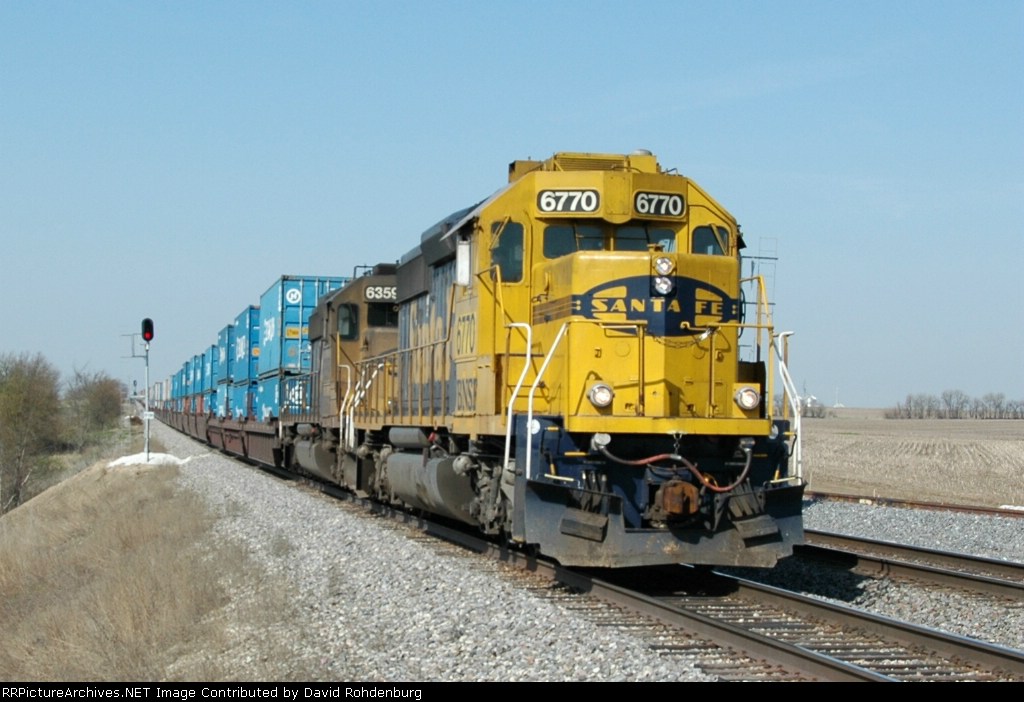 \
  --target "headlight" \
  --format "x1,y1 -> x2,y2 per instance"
653,276 -> 674,295
734,386 -> 761,411
654,256 -> 675,276
588,383 -> 614,408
